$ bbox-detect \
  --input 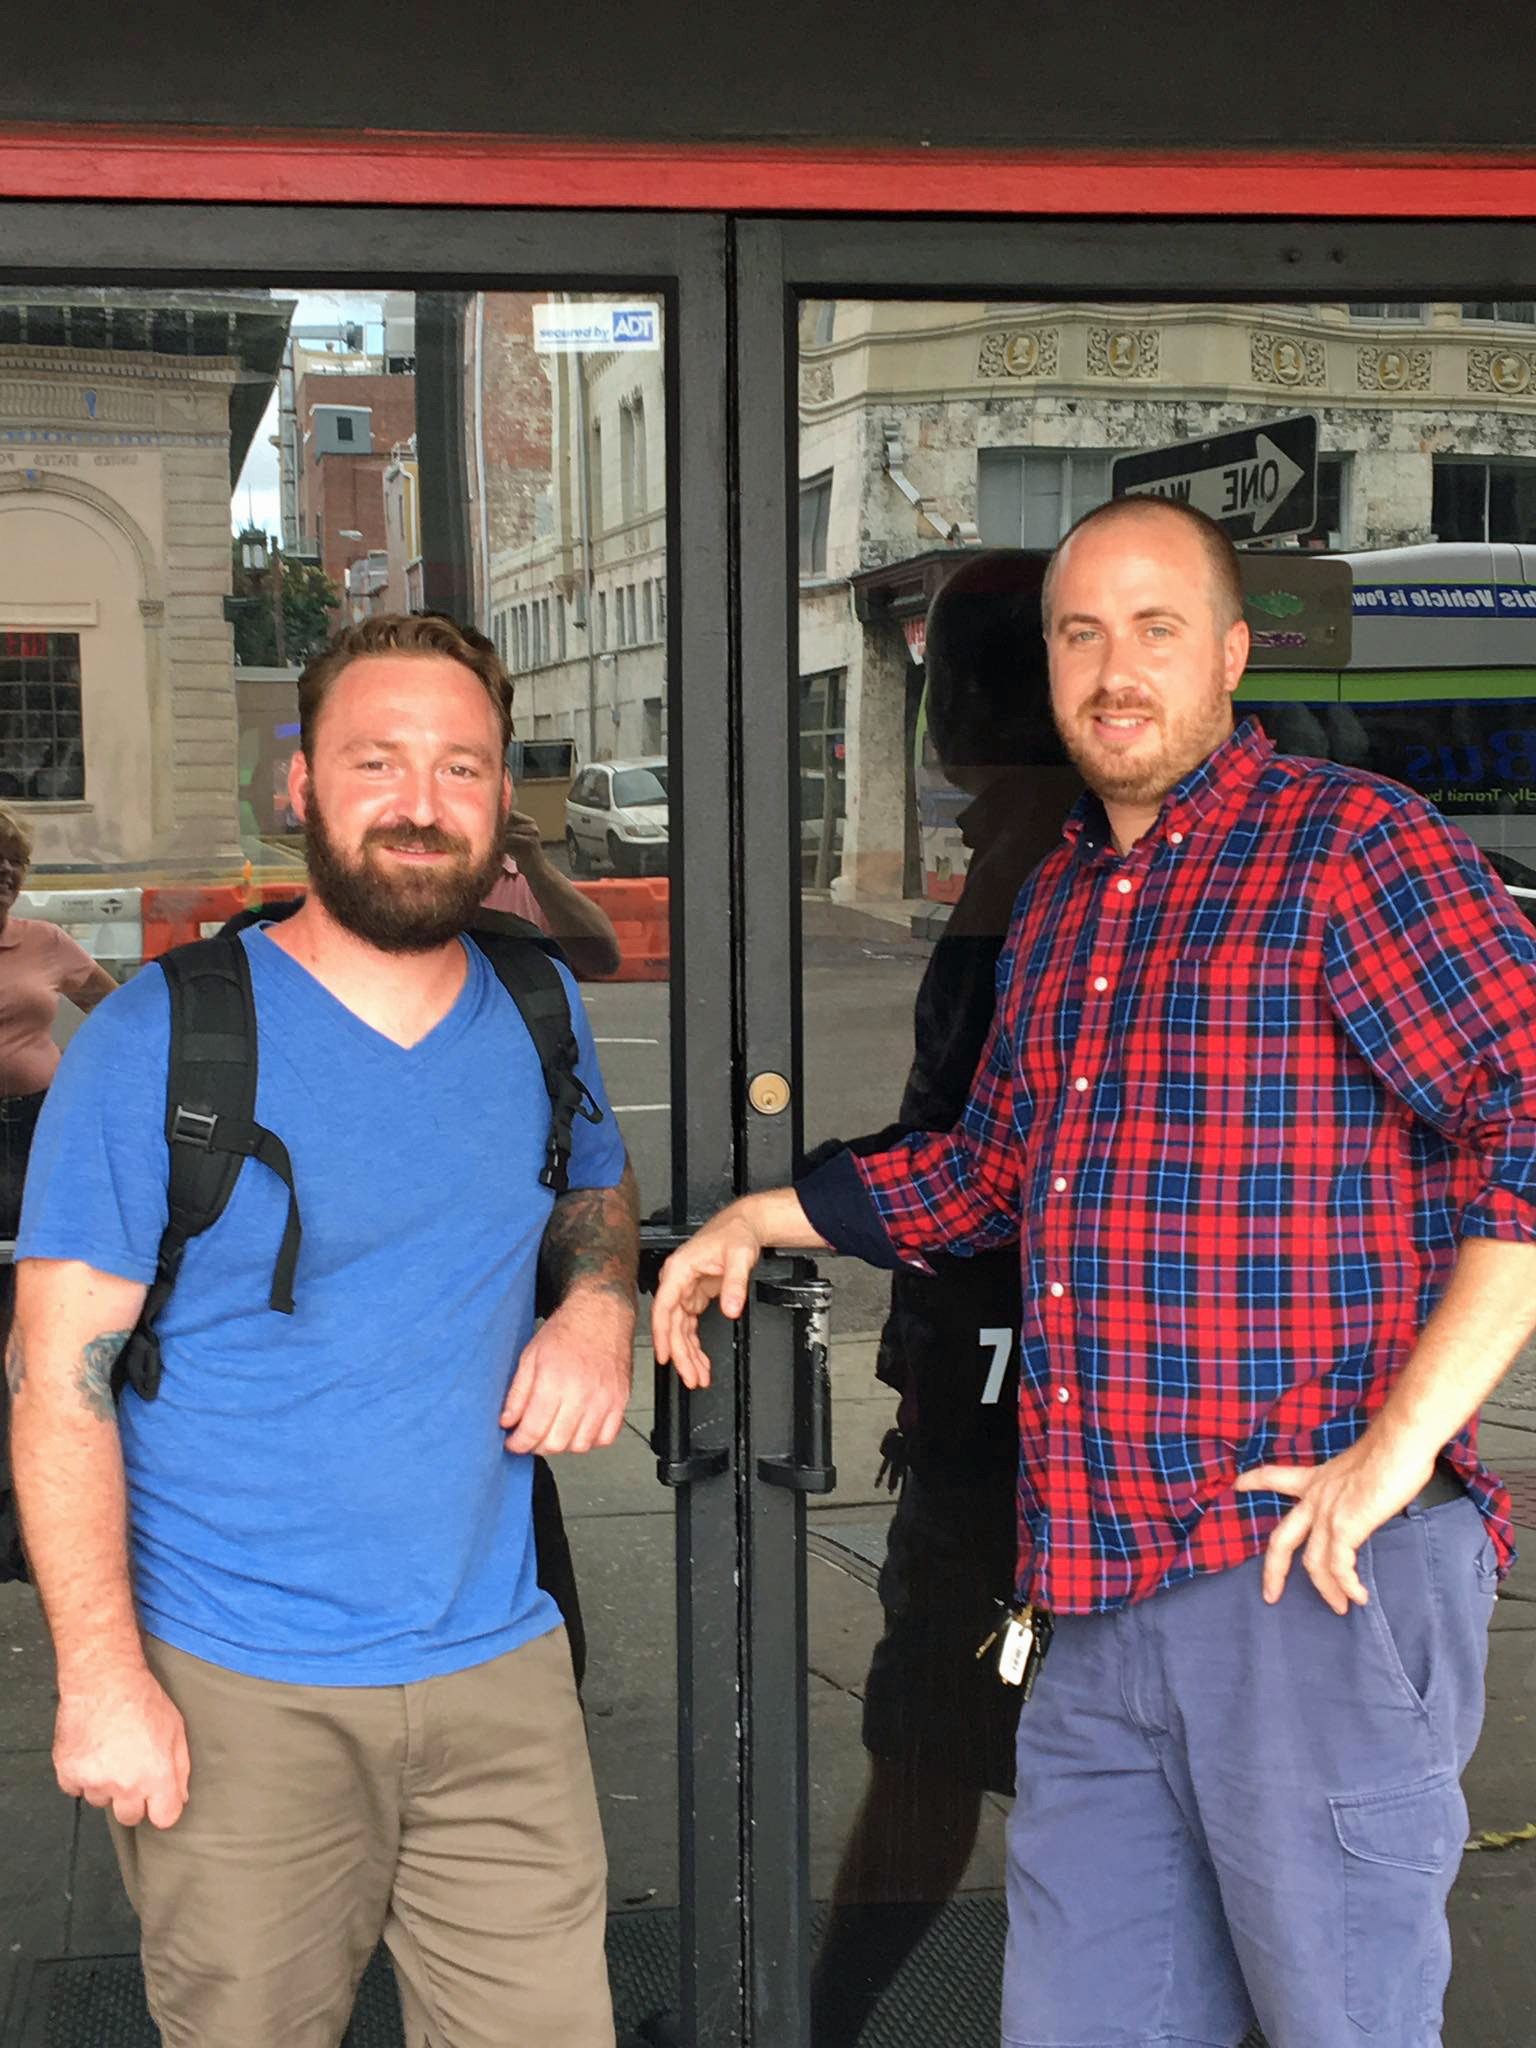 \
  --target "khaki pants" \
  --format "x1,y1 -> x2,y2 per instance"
110,1627 -> 614,2048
